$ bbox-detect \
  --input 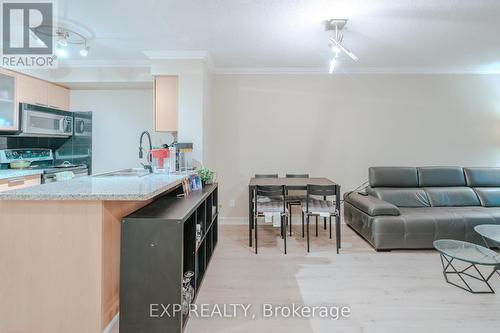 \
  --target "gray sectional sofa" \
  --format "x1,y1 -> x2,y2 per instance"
344,167 -> 500,250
